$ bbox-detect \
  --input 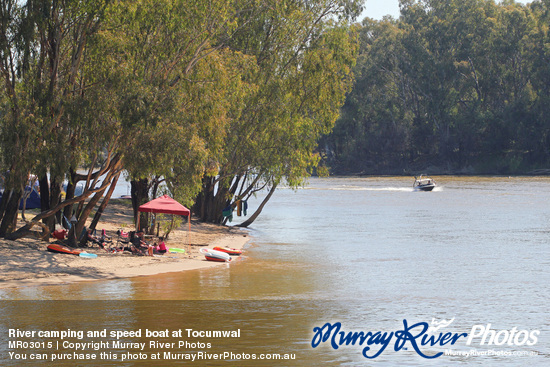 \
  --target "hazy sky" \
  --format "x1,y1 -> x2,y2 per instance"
360,0 -> 533,20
